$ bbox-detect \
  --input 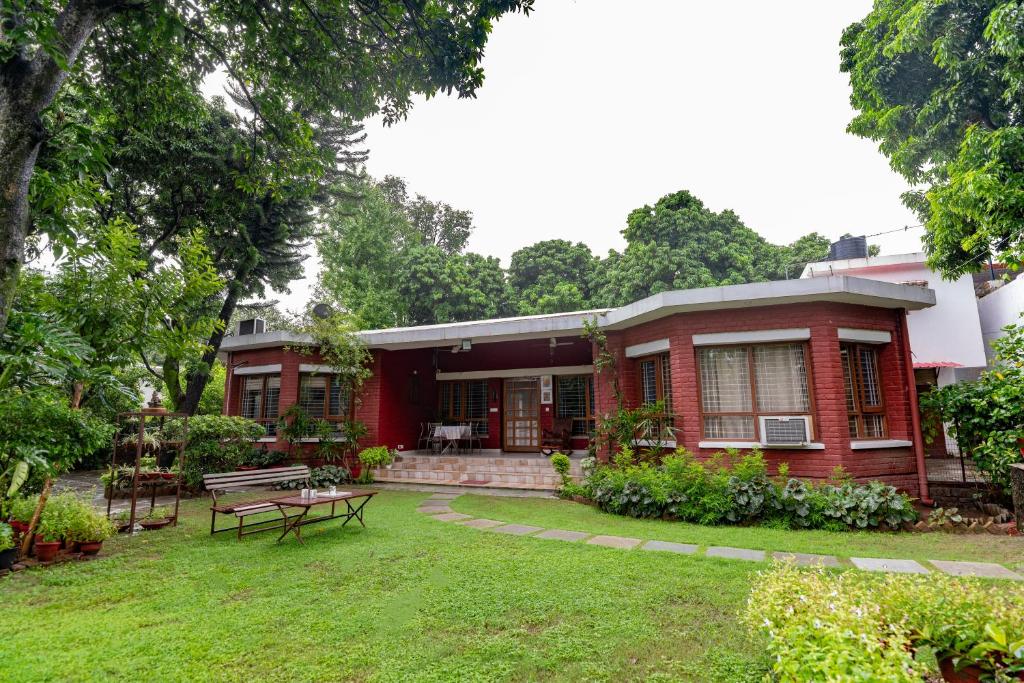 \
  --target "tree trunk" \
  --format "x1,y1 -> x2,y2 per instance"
0,1 -> 106,334
176,278 -> 245,415
19,477 -> 52,556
